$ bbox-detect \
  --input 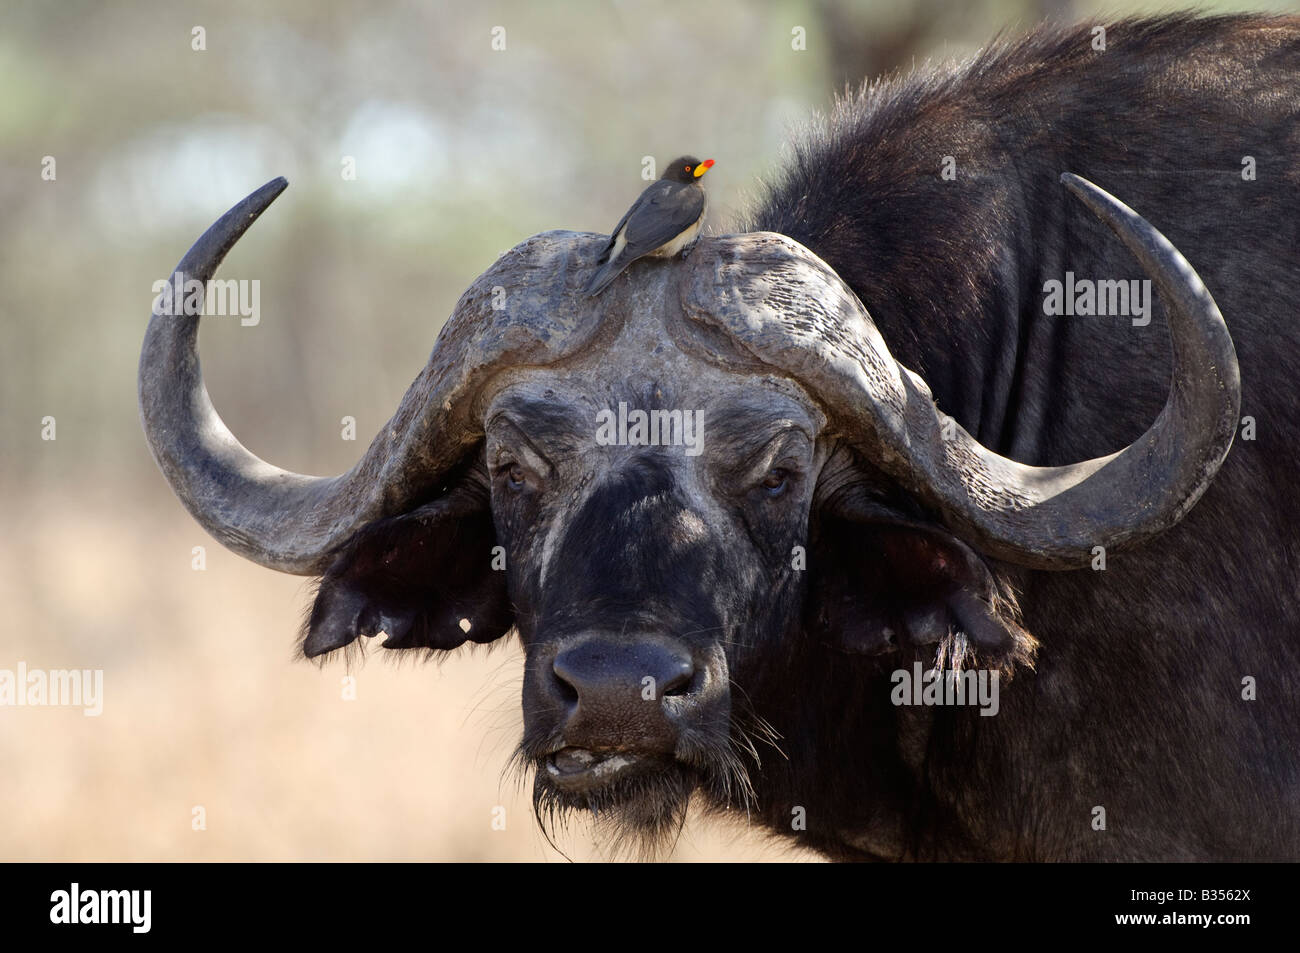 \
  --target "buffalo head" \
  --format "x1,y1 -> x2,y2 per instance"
139,174 -> 1239,852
